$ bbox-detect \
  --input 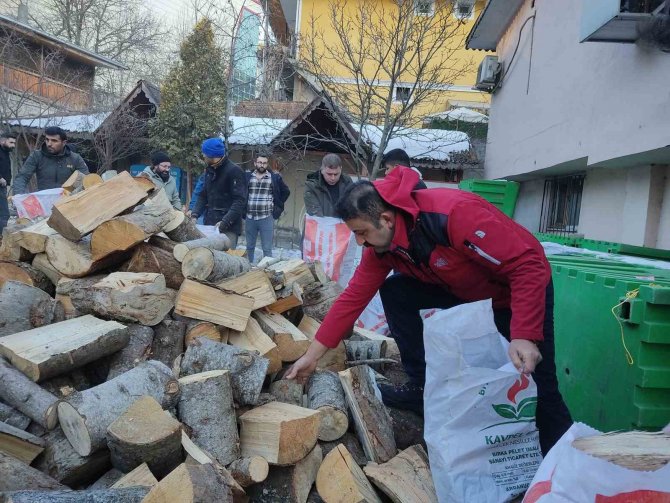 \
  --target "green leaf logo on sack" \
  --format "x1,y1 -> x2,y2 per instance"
483,374 -> 538,429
